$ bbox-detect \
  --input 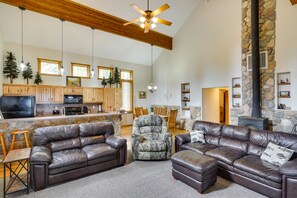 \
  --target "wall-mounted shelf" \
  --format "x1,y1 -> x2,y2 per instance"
181,83 -> 190,118
277,72 -> 291,110
231,77 -> 242,108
